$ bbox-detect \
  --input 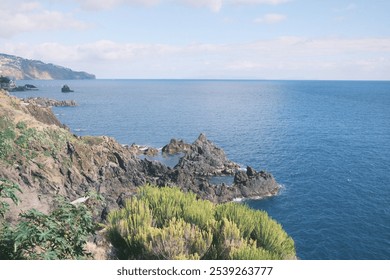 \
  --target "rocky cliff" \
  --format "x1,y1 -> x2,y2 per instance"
0,53 -> 95,80
0,90 -> 280,223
